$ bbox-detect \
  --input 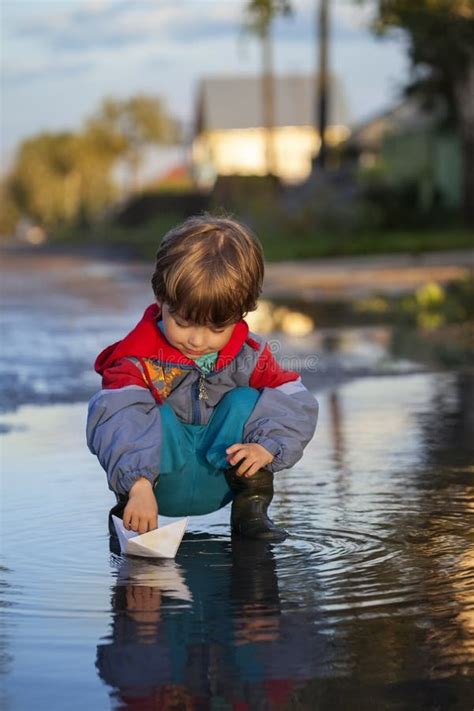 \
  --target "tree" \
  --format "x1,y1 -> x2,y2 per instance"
9,132 -> 84,228
244,0 -> 293,175
87,94 -> 181,193
8,127 -> 122,229
0,178 -> 21,237
368,0 -> 474,226
5,93 -> 181,231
